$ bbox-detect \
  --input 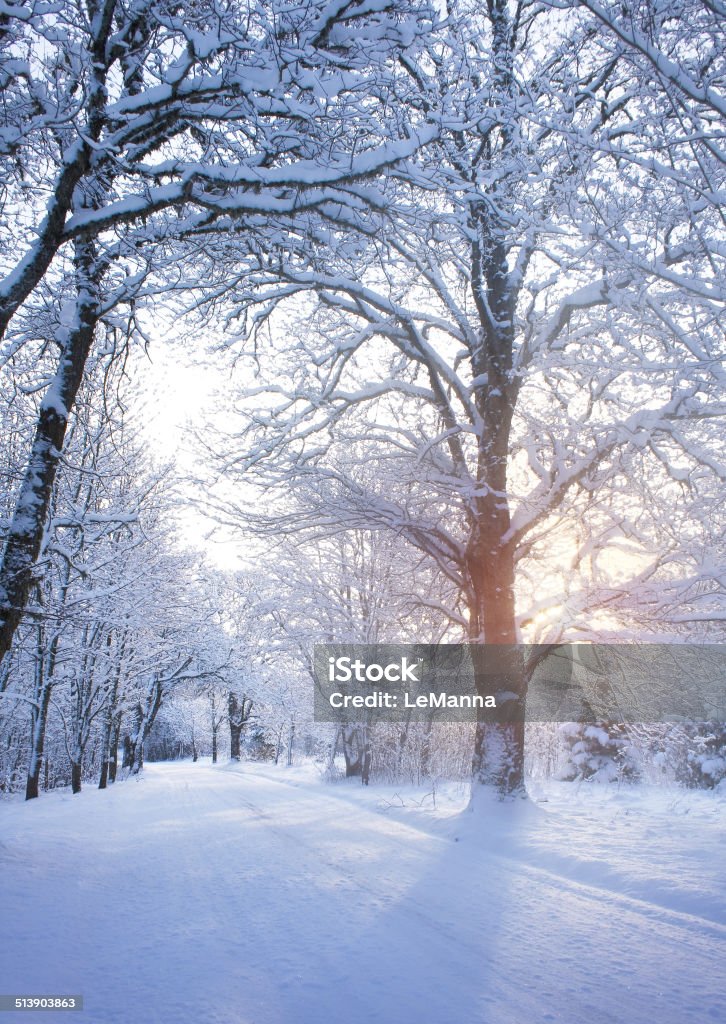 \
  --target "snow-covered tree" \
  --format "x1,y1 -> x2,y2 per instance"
0,0 -> 438,666
673,722 -> 726,790
205,1 -> 724,798
0,350 -> 231,795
